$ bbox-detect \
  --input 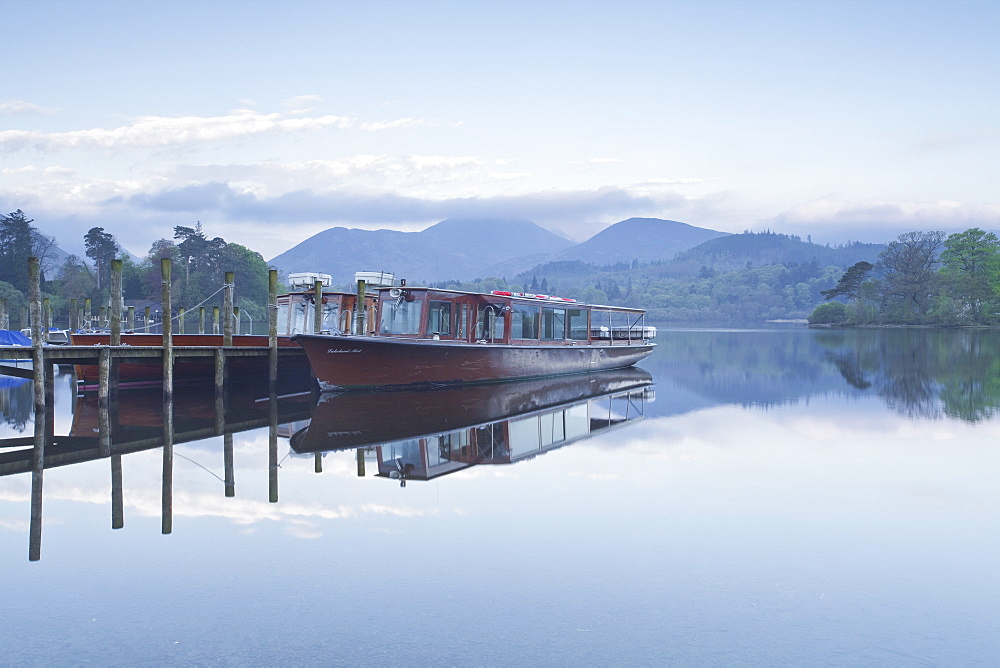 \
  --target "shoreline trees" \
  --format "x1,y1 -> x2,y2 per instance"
810,228 -> 1000,326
